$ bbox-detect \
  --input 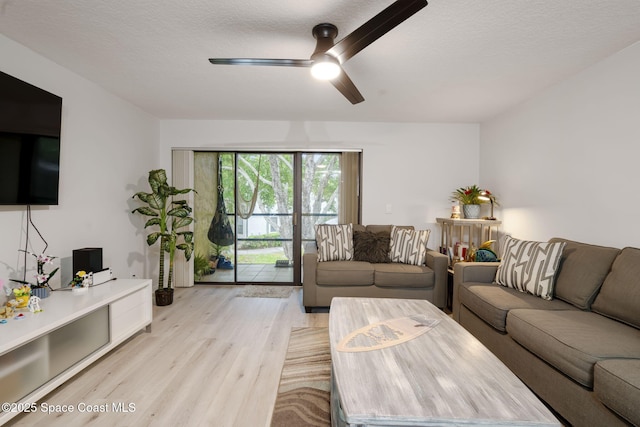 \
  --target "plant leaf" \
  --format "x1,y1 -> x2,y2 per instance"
146,193 -> 165,210
178,231 -> 194,243
132,191 -> 152,203
48,267 -> 60,280
173,217 -> 193,229
167,207 -> 189,217
147,232 -> 161,246
175,187 -> 195,195
148,169 -> 167,194
177,243 -> 194,261
144,218 -> 162,228
132,207 -> 158,217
